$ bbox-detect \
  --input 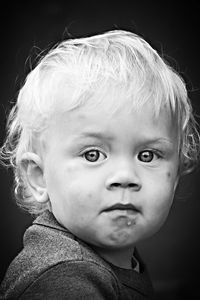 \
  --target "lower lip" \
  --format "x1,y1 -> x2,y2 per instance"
103,209 -> 139,217
103,209 -> 138,227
